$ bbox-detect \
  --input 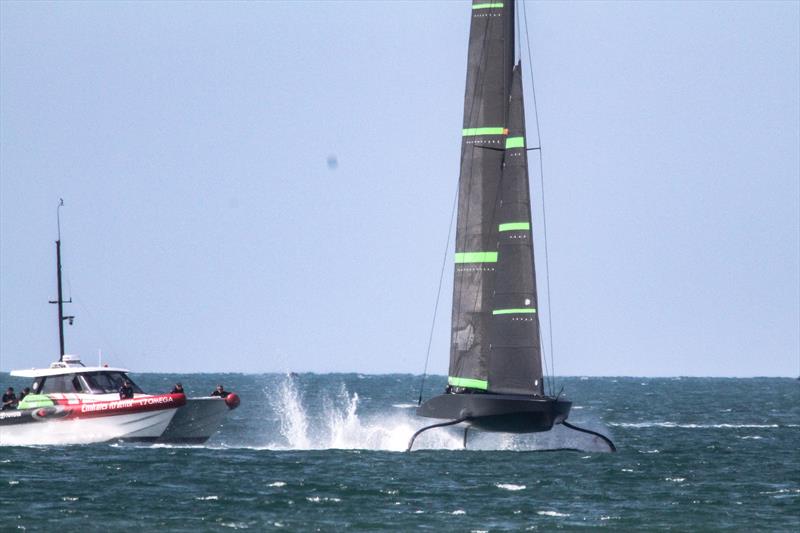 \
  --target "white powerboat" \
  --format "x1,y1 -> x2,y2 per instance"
1,201 -> 239,446
2,355 -> 185,445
